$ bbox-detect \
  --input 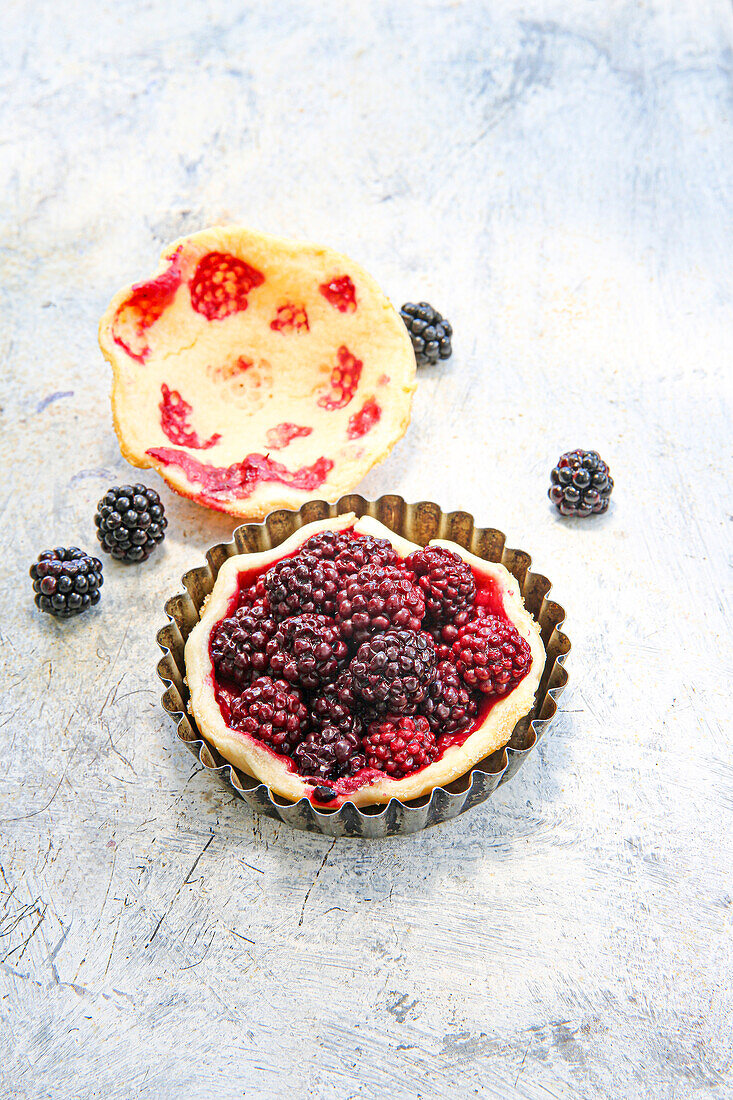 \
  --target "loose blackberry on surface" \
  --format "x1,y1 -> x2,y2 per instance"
453,616 -> 531,696
549,449 -> 614,517
336,563 -> 425,645
30,547 -> 103,619
349,629 -> 437,713
94,483 -> 167,562
399,302 -> 452,367
363,715 -> 437,778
